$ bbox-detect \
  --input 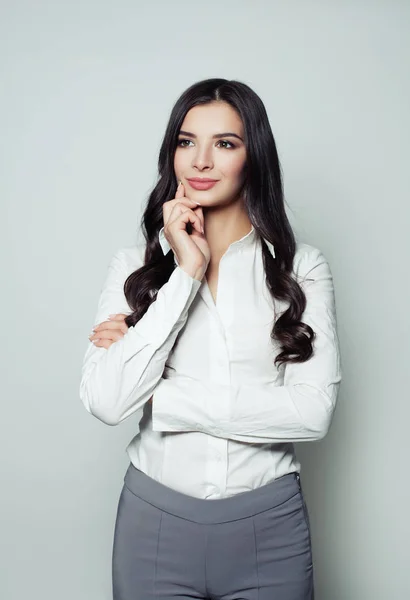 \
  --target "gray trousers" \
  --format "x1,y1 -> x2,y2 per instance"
112,463 -> 314,599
